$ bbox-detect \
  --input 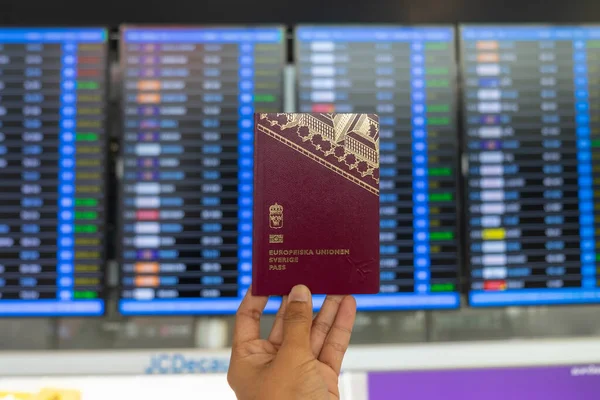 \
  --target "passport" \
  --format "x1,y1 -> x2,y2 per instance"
252,113 -> 380,295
